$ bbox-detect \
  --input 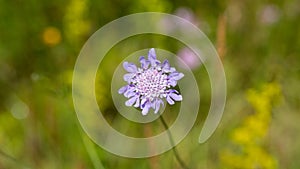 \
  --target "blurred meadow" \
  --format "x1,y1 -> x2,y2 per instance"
0,0 -> 300,169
